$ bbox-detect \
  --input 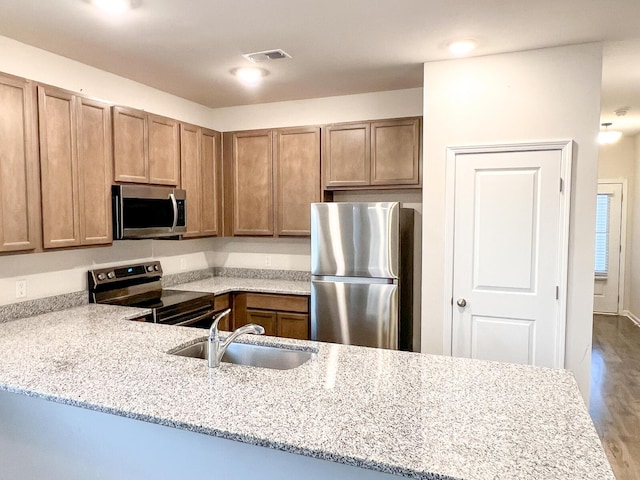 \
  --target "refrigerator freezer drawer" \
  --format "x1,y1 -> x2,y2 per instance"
311,279 -> 398,349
